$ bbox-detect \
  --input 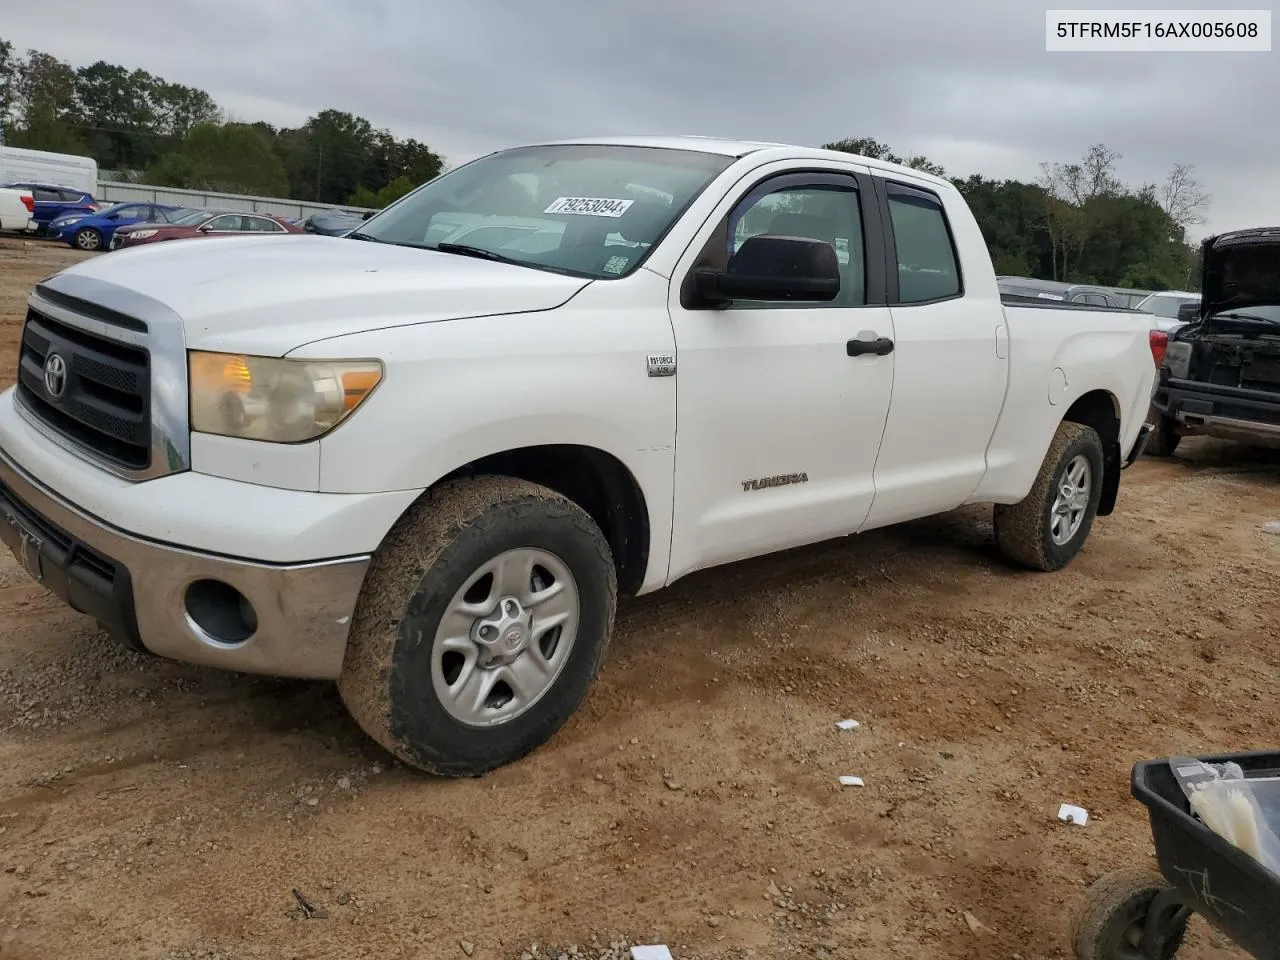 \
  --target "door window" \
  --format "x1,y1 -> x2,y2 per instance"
205,215 -> 244,231
886,183 -> 962,304
723,178 -> 866,306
